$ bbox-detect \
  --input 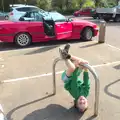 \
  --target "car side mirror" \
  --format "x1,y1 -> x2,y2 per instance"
66,18 -> 69,22
66,18 -> 73,22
